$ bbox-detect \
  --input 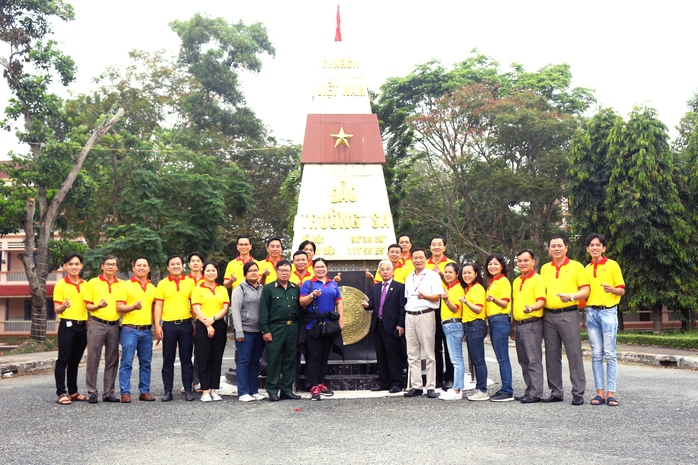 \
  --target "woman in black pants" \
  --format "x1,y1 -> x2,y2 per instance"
298,258 -> 344,401
191,261 -> 230,402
